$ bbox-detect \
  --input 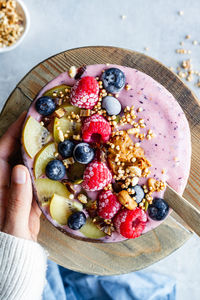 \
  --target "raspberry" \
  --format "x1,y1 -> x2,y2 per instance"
70,76 -> 99,109
82,114 -> 111,143
97,190 -> 121,219
82,160 -> 112,191
113,208 -> 147,239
